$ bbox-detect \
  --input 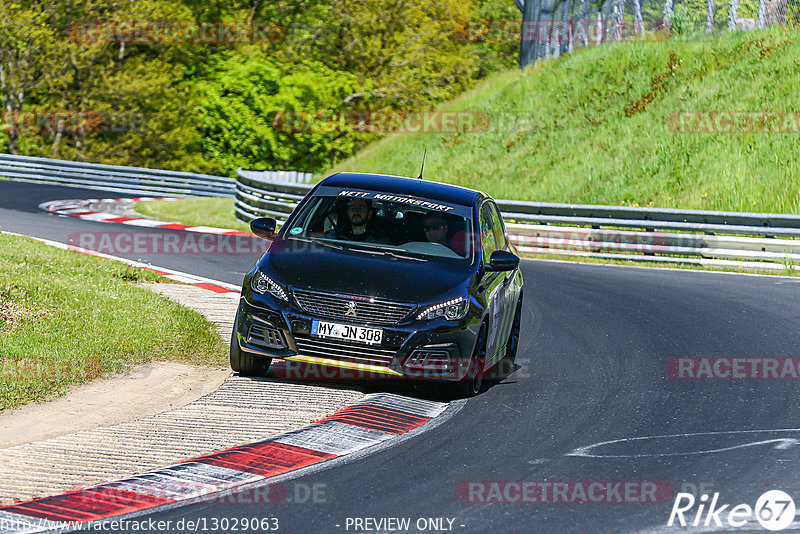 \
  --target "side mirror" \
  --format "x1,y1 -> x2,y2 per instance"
250,217 -> 277,240
487,250 -> 519,272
